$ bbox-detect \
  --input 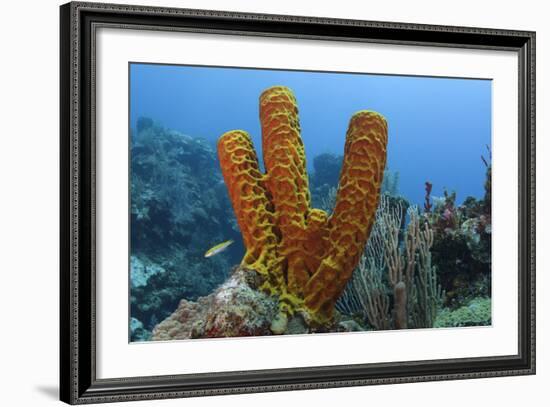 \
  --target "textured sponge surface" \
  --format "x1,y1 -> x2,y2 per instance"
218,86 -> 388,325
